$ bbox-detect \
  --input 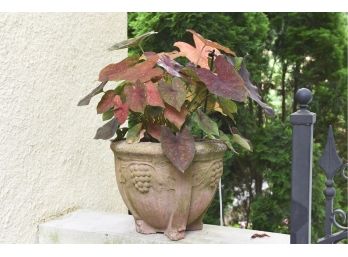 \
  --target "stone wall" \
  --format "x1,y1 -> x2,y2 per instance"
0,13 -> 128,243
